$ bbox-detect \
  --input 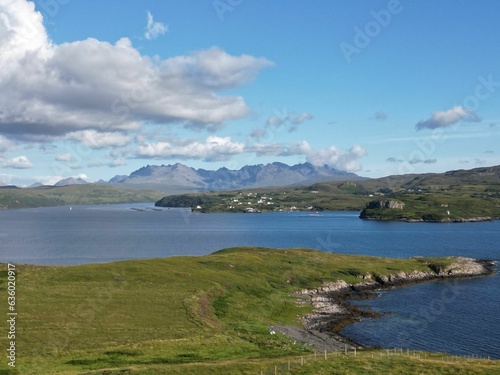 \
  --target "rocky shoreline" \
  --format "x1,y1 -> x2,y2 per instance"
272,257 -> 496,352
362,216 -> 497,223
